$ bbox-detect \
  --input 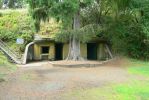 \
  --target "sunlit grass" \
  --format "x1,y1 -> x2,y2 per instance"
60,80 -> 149,100
60,59 -> 149,100
128,59 -> 149,76
114,80 -> 149,100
